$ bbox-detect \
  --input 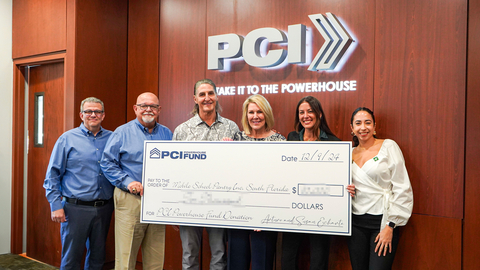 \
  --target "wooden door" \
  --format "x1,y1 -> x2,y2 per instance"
26,62 -> 65,267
